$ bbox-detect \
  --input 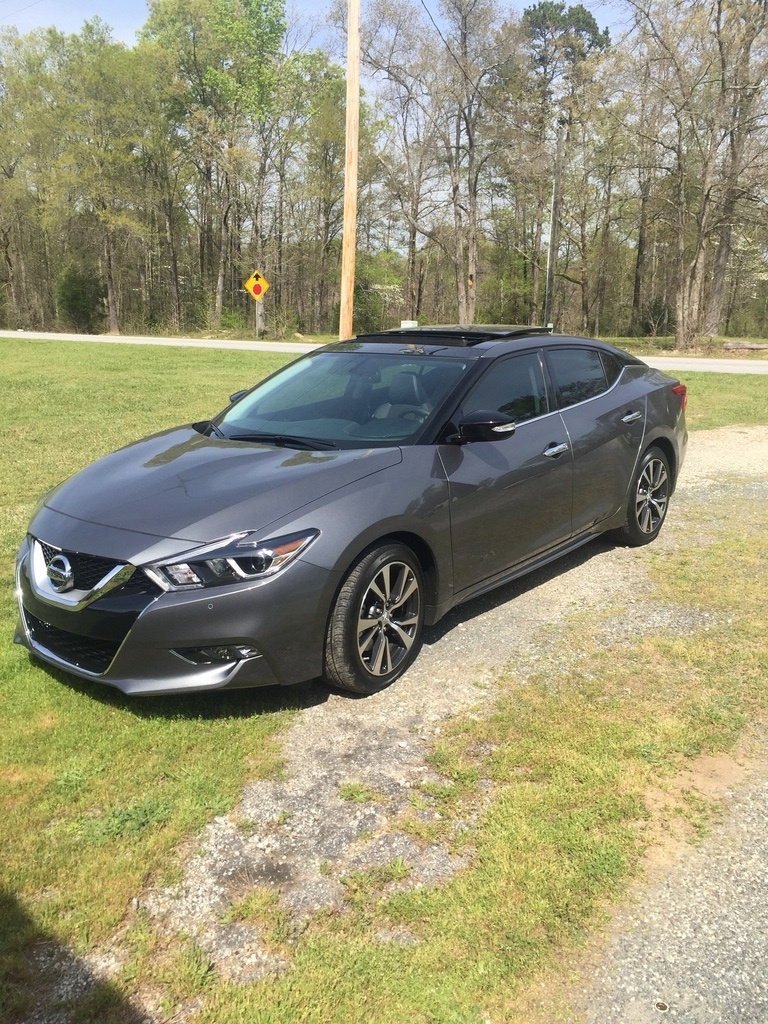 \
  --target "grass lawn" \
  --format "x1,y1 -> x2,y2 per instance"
679,371 -> 768,430
1,337 -> 767,1022
0,340 -> 297,1018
